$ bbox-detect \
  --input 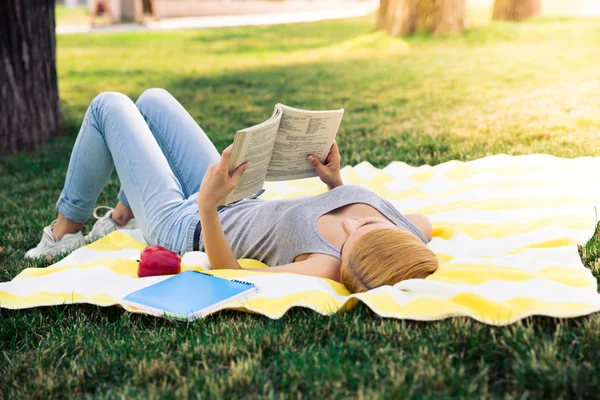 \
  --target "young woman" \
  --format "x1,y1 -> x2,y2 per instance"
26,89 -> 439,292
